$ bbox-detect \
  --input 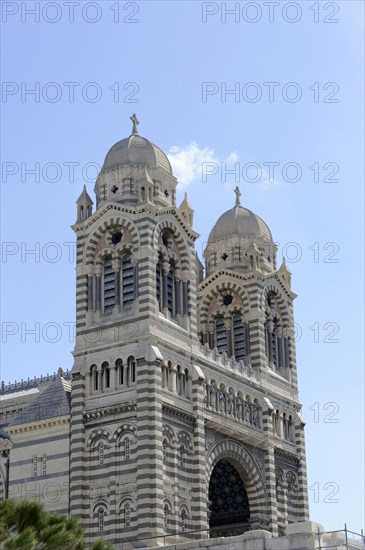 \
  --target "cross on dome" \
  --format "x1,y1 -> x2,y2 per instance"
234,186 -> 241,206
130,113 -> 140,135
